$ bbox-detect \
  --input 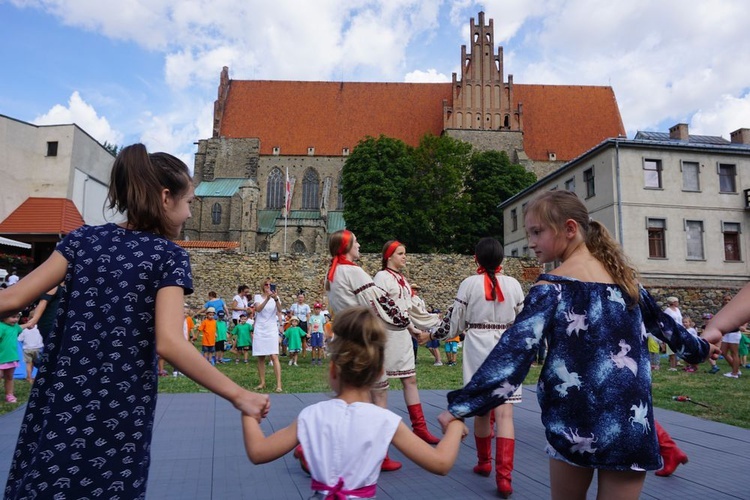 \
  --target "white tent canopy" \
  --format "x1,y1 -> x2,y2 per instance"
0,236 -> 31,249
